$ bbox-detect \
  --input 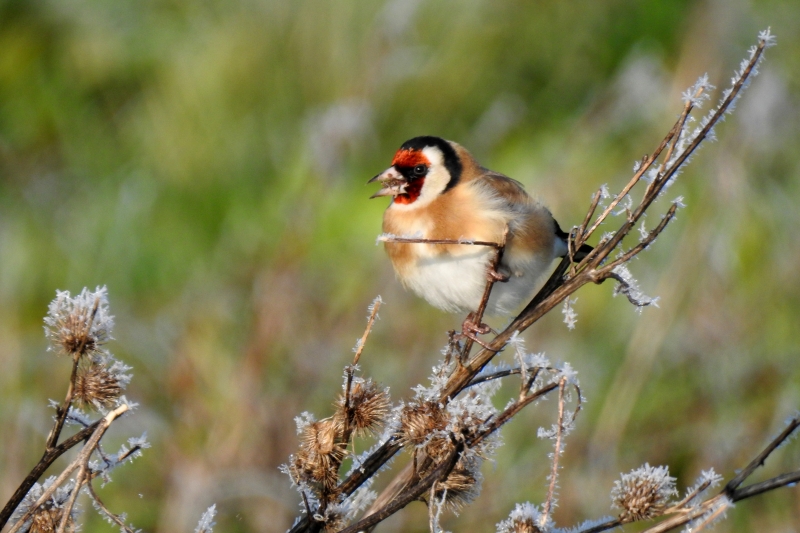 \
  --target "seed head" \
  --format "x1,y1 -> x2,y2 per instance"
496,503 -> 548,533
335,378 -> 391,436
44,287 -> 114,358
74,362 -> 122,409
289,418 -> 346,492
422,455 -> 483,511
29,504 -> 75,533
611,463 -> 677,522
398,400 -> 449,447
